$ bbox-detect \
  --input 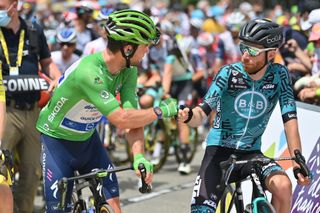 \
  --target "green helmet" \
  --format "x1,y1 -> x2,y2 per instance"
104,9 -> 160,45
